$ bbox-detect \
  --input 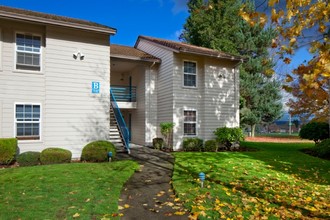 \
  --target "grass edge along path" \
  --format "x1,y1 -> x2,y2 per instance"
0,161 -> 139,220
172,142 -> 330,220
